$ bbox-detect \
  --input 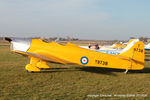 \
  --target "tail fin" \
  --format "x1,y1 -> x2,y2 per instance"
127,39 -> 139,45
119,40 -> 145,70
